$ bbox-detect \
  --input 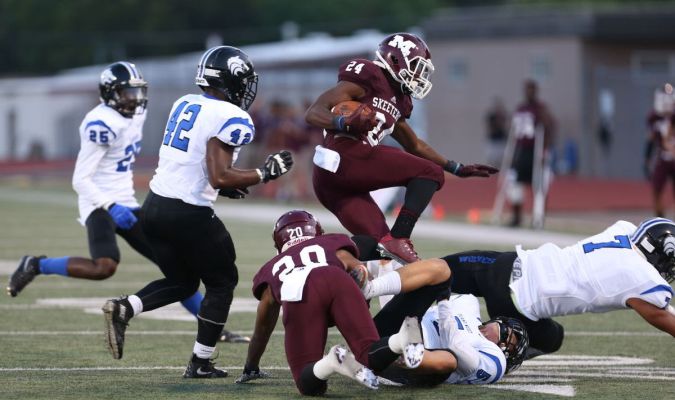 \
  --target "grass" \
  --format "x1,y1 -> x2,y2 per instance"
0,182 -> 673,400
